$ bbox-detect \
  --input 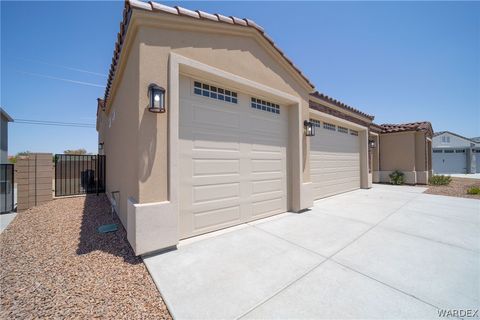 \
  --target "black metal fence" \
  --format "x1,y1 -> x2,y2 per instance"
54,154 -> 105,197
1,164 -> 14,214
